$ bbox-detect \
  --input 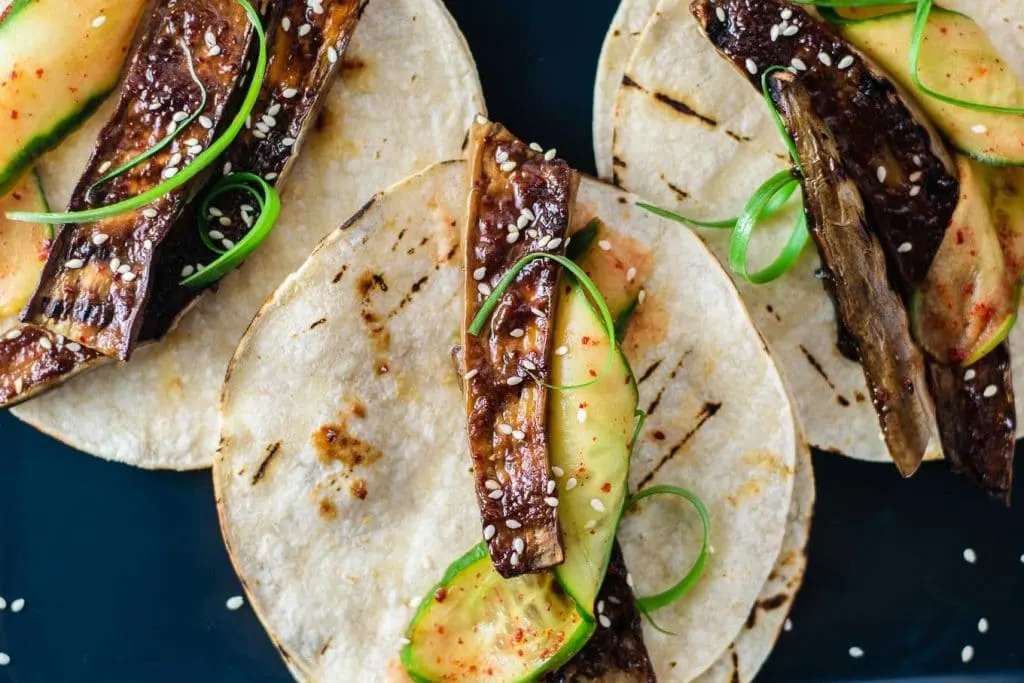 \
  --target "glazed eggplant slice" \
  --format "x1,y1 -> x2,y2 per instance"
768,71 -> 938,476
462,120 -> 577,577
929,346 -> 1015,503
0,0 -> 363,408
544,542 -> 657,683
21,0 -> 260,360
